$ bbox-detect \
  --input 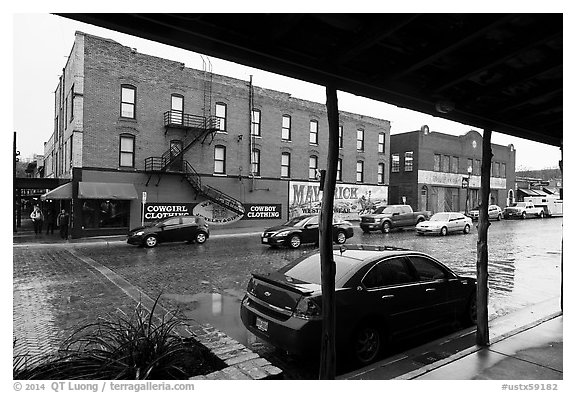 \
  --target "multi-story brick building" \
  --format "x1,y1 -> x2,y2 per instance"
43,32 -> 391,238
389,127 -> 516,214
